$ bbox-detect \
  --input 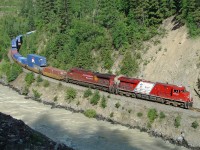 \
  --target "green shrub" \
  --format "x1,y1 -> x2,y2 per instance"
174,115 -> 181,128
43,80 -> 50,87
58,82 -> 62,87
159,112 -> 166,119
110,112 -> 114,118
128,109 -> 132,113
36,75 -> 43,83
32,89 -> 42,100
147,122 -> 152,128
100,95 -> 107,108
66,87 -> 77,101
22,86 -> 29,95
6,63 -> 22,82
148,109 -> 158,123
90,90 -> 100,105
84,88 -> 92,98
191,121 -> 199,129
137,112 -> 143,117
115,102 -> 121,109
25,73 -> 34,86
53,96 -> 58,102
76,101 -> 80,106
84,109 -> 97,118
